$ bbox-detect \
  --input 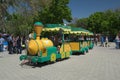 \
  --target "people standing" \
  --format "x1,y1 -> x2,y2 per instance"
21,36 -> 26,50
95,37 -> 98,46
16,36 -> 22,54
0,34 -> 5,52
105,36 -> 109,47
115,35 -> 120,49
7,34 -> 13,54
100,35 -> 105,47
12,36 -> 17,53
